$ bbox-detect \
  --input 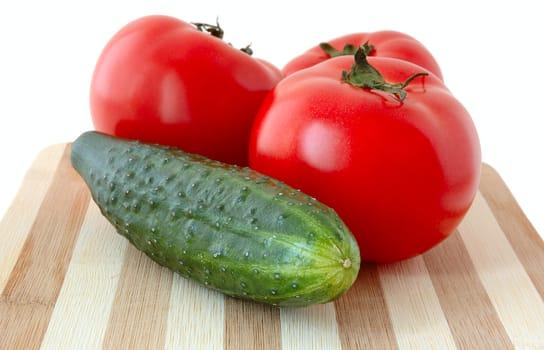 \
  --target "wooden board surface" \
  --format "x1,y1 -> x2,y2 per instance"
1,143 -> 543,350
